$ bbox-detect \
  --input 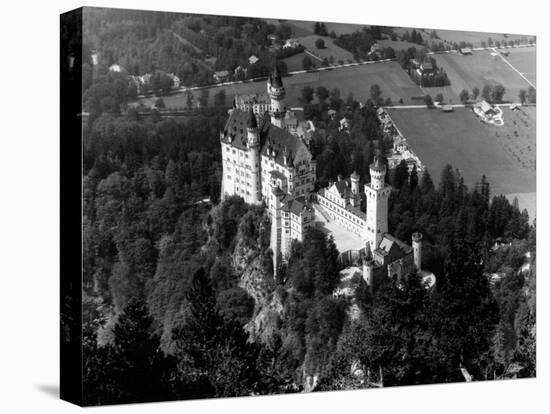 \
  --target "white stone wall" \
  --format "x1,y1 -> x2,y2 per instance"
221,142 -> 261,205
364,184 -> 390,250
